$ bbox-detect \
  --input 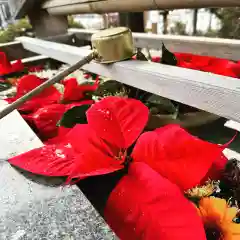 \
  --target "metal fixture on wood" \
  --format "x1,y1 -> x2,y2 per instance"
69,28 -> 240,61
0,27 -> 135,119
